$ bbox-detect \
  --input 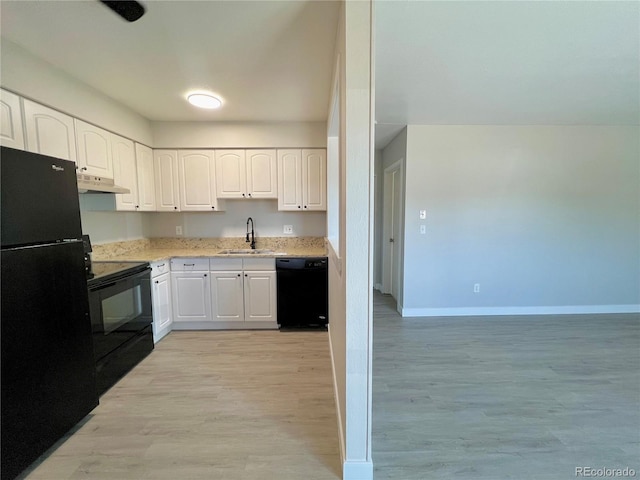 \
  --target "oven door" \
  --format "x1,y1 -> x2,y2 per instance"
89,268 -> 152,362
